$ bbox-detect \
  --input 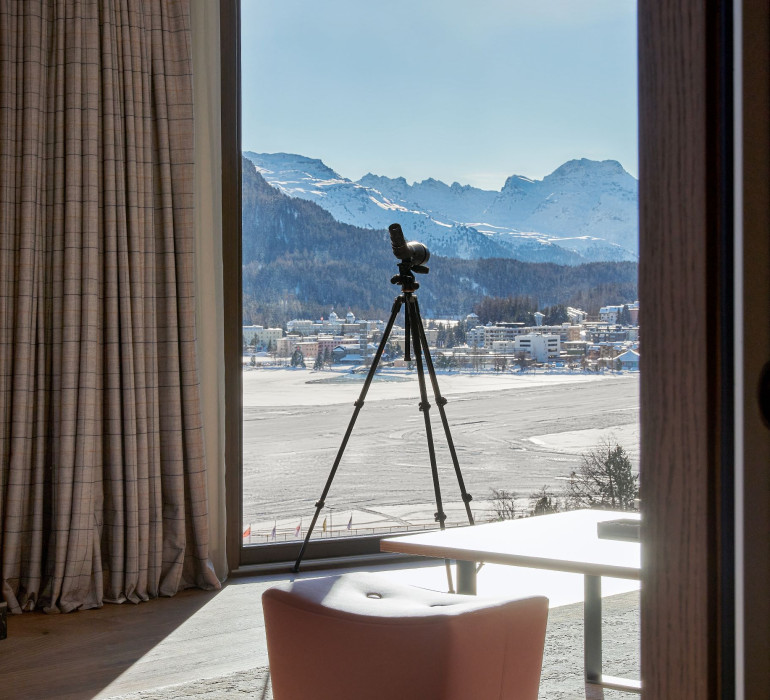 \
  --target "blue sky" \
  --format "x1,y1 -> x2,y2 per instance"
240,0 -> 637,190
